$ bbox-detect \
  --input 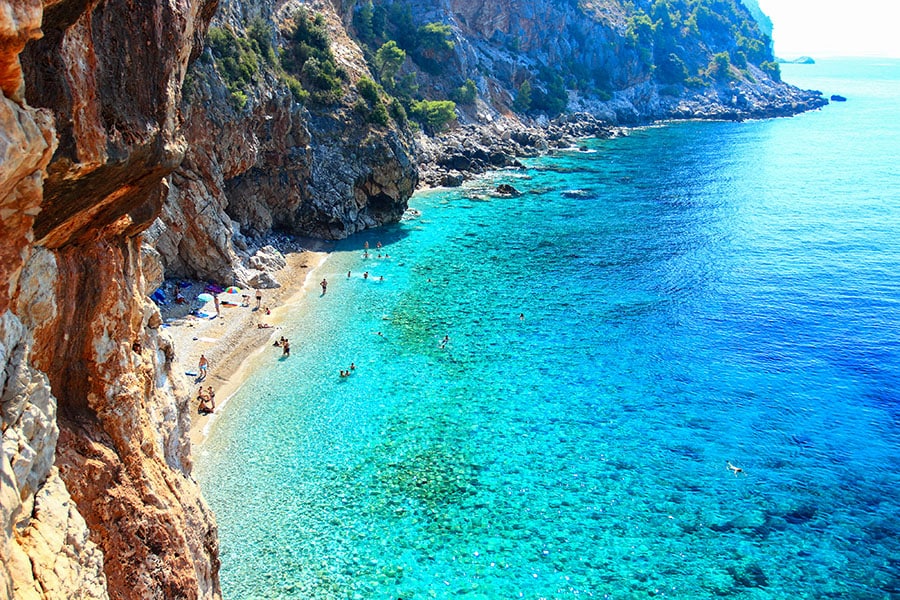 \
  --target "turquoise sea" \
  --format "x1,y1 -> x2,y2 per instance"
195,59 -> 900,599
